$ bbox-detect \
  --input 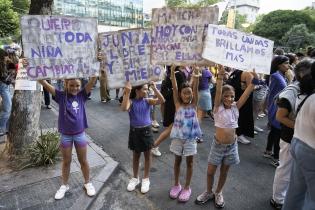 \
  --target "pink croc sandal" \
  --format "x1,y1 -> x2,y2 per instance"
169,185 -> 182,199
178,188 -> 191,202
